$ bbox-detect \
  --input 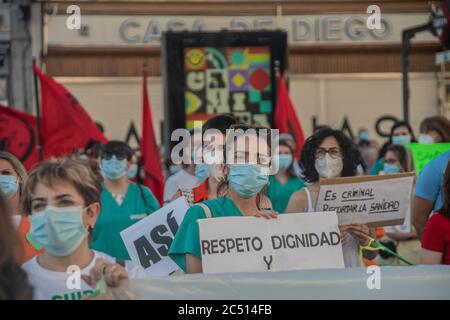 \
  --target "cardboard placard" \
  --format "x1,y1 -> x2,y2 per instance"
198,212 -> 344,274
120,197 -> 190,277
315,173 -> 415,227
